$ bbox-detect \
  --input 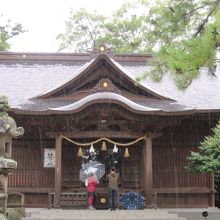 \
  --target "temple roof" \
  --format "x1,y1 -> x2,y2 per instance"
0,50 -> 220,115
33,53 -> 171,100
